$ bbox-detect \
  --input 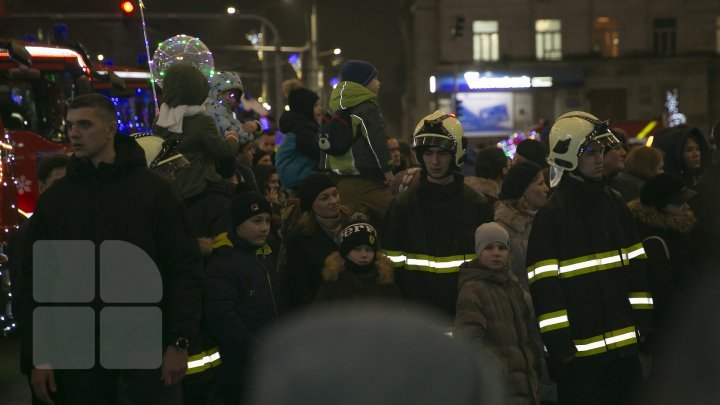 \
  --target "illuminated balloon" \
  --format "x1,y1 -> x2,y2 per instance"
152,34 -> 215,87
